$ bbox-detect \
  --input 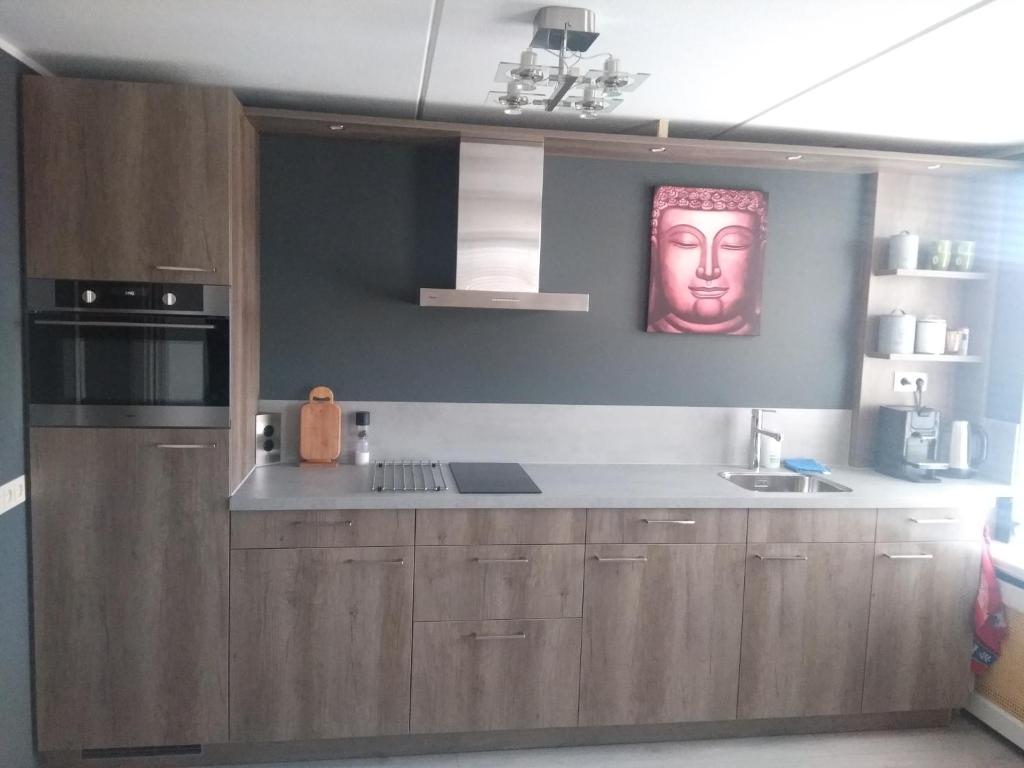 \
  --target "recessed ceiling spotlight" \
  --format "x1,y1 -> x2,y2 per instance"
787,154 -> 803,160
650,146 -> 667,153
927,163 -> 942,170
329,124 -> 345,131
